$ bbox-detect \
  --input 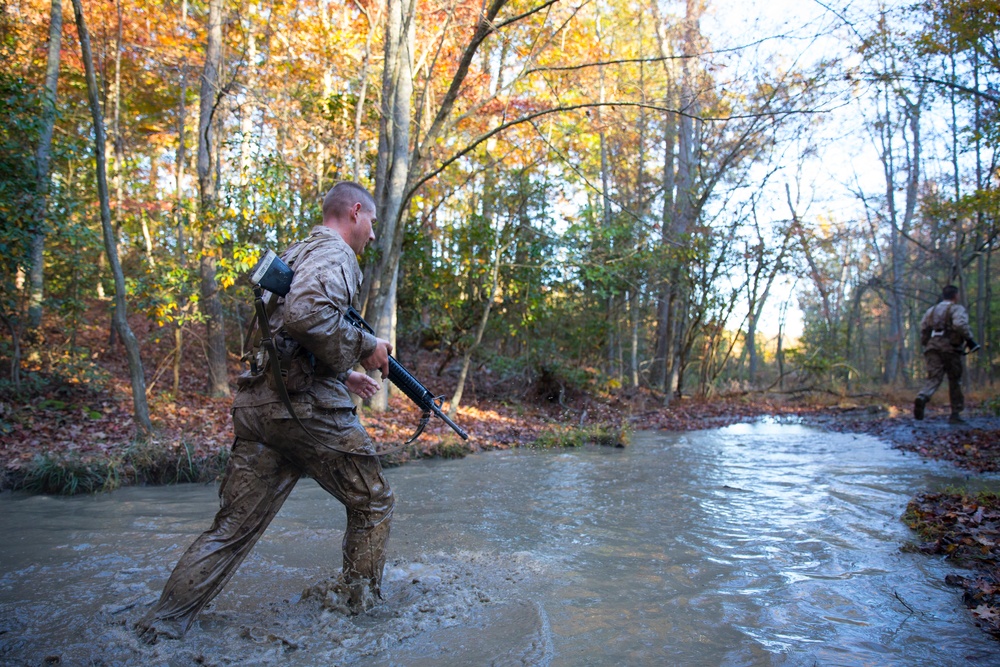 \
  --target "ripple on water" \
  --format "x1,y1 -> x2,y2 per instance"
0,423 -> 996,666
